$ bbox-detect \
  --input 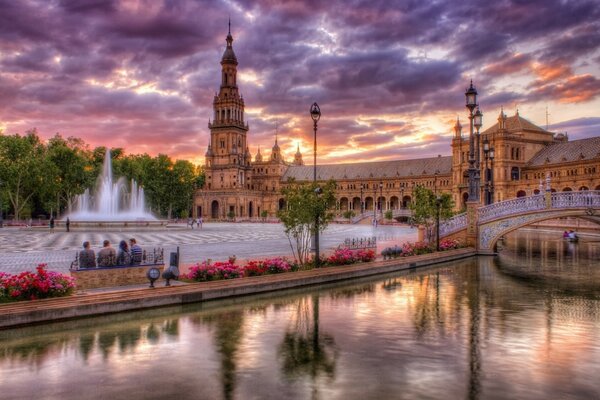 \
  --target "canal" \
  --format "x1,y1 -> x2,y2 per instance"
1,230 -> 599,399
